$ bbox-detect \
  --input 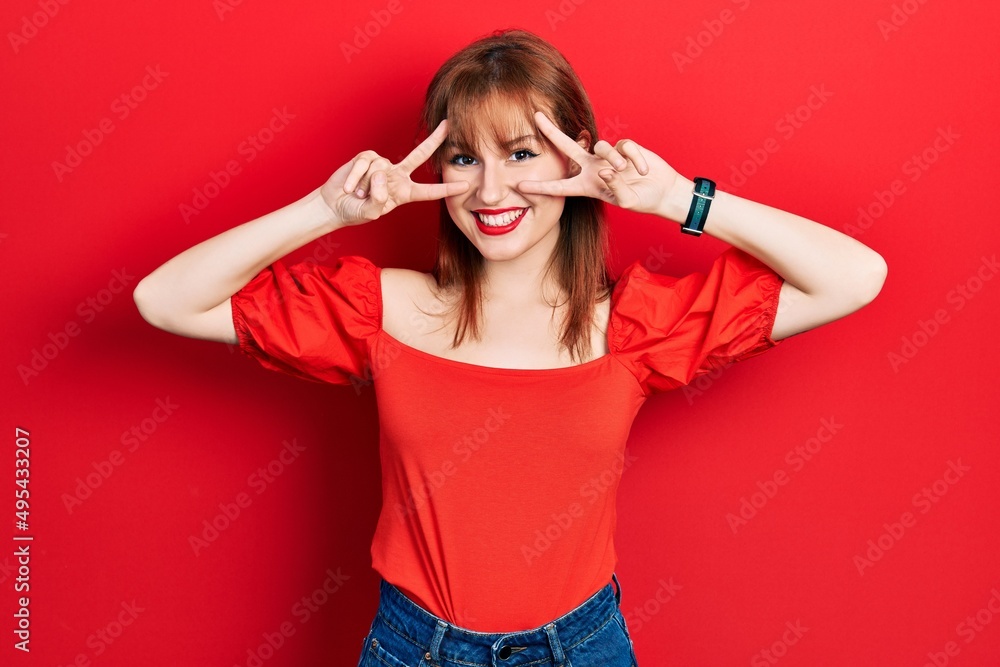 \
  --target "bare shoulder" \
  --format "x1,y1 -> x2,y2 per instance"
379,267 -> 444,338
